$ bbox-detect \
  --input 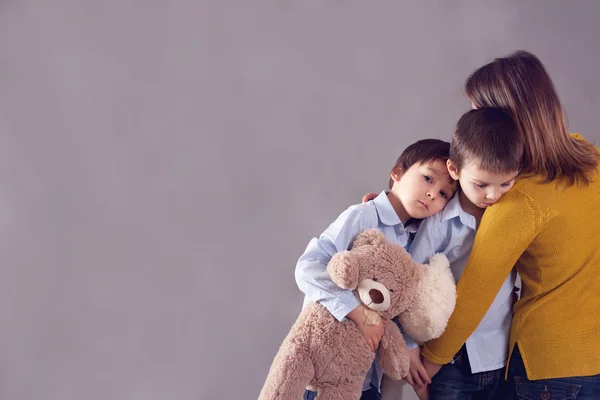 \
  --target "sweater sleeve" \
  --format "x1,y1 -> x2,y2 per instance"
422,189 -> 542,364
